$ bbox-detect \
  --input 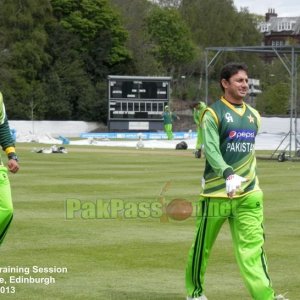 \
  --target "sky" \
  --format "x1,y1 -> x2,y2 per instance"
233,0 -> 300,17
